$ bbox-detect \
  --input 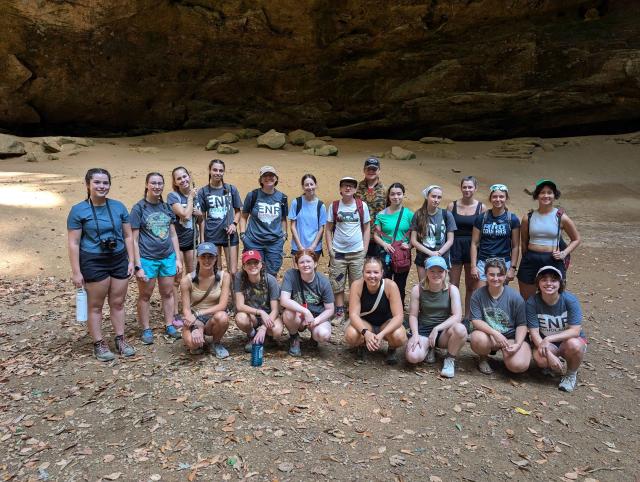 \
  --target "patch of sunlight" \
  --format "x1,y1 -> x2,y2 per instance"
0,185 -> 64,208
